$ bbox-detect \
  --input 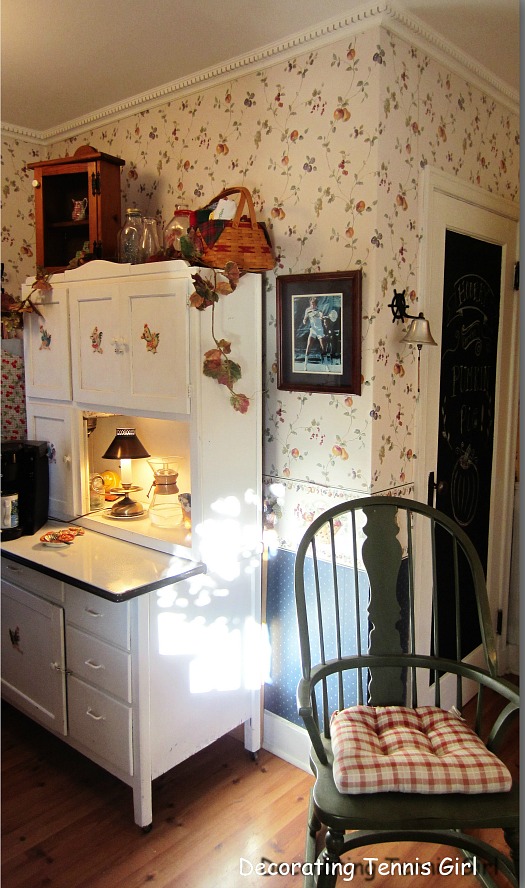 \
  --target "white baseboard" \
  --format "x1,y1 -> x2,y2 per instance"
262,710 -> 311,773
